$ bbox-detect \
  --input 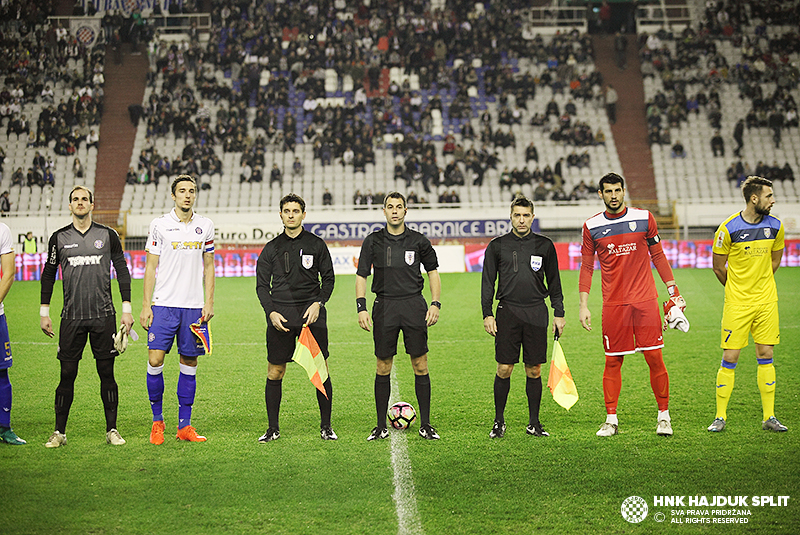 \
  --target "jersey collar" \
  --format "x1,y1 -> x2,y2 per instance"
169,207 -> 195,224
603,207 -> 628,220
282,228 -> 305,240
382,226 -> 407,239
